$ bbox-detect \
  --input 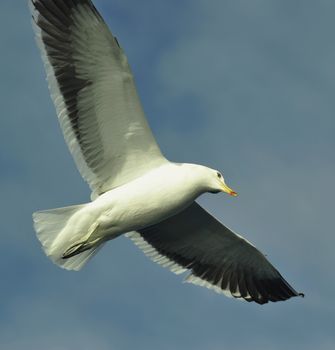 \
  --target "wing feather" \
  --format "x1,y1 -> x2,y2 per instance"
30,0 -> 166,198
127,202 -> 303,304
